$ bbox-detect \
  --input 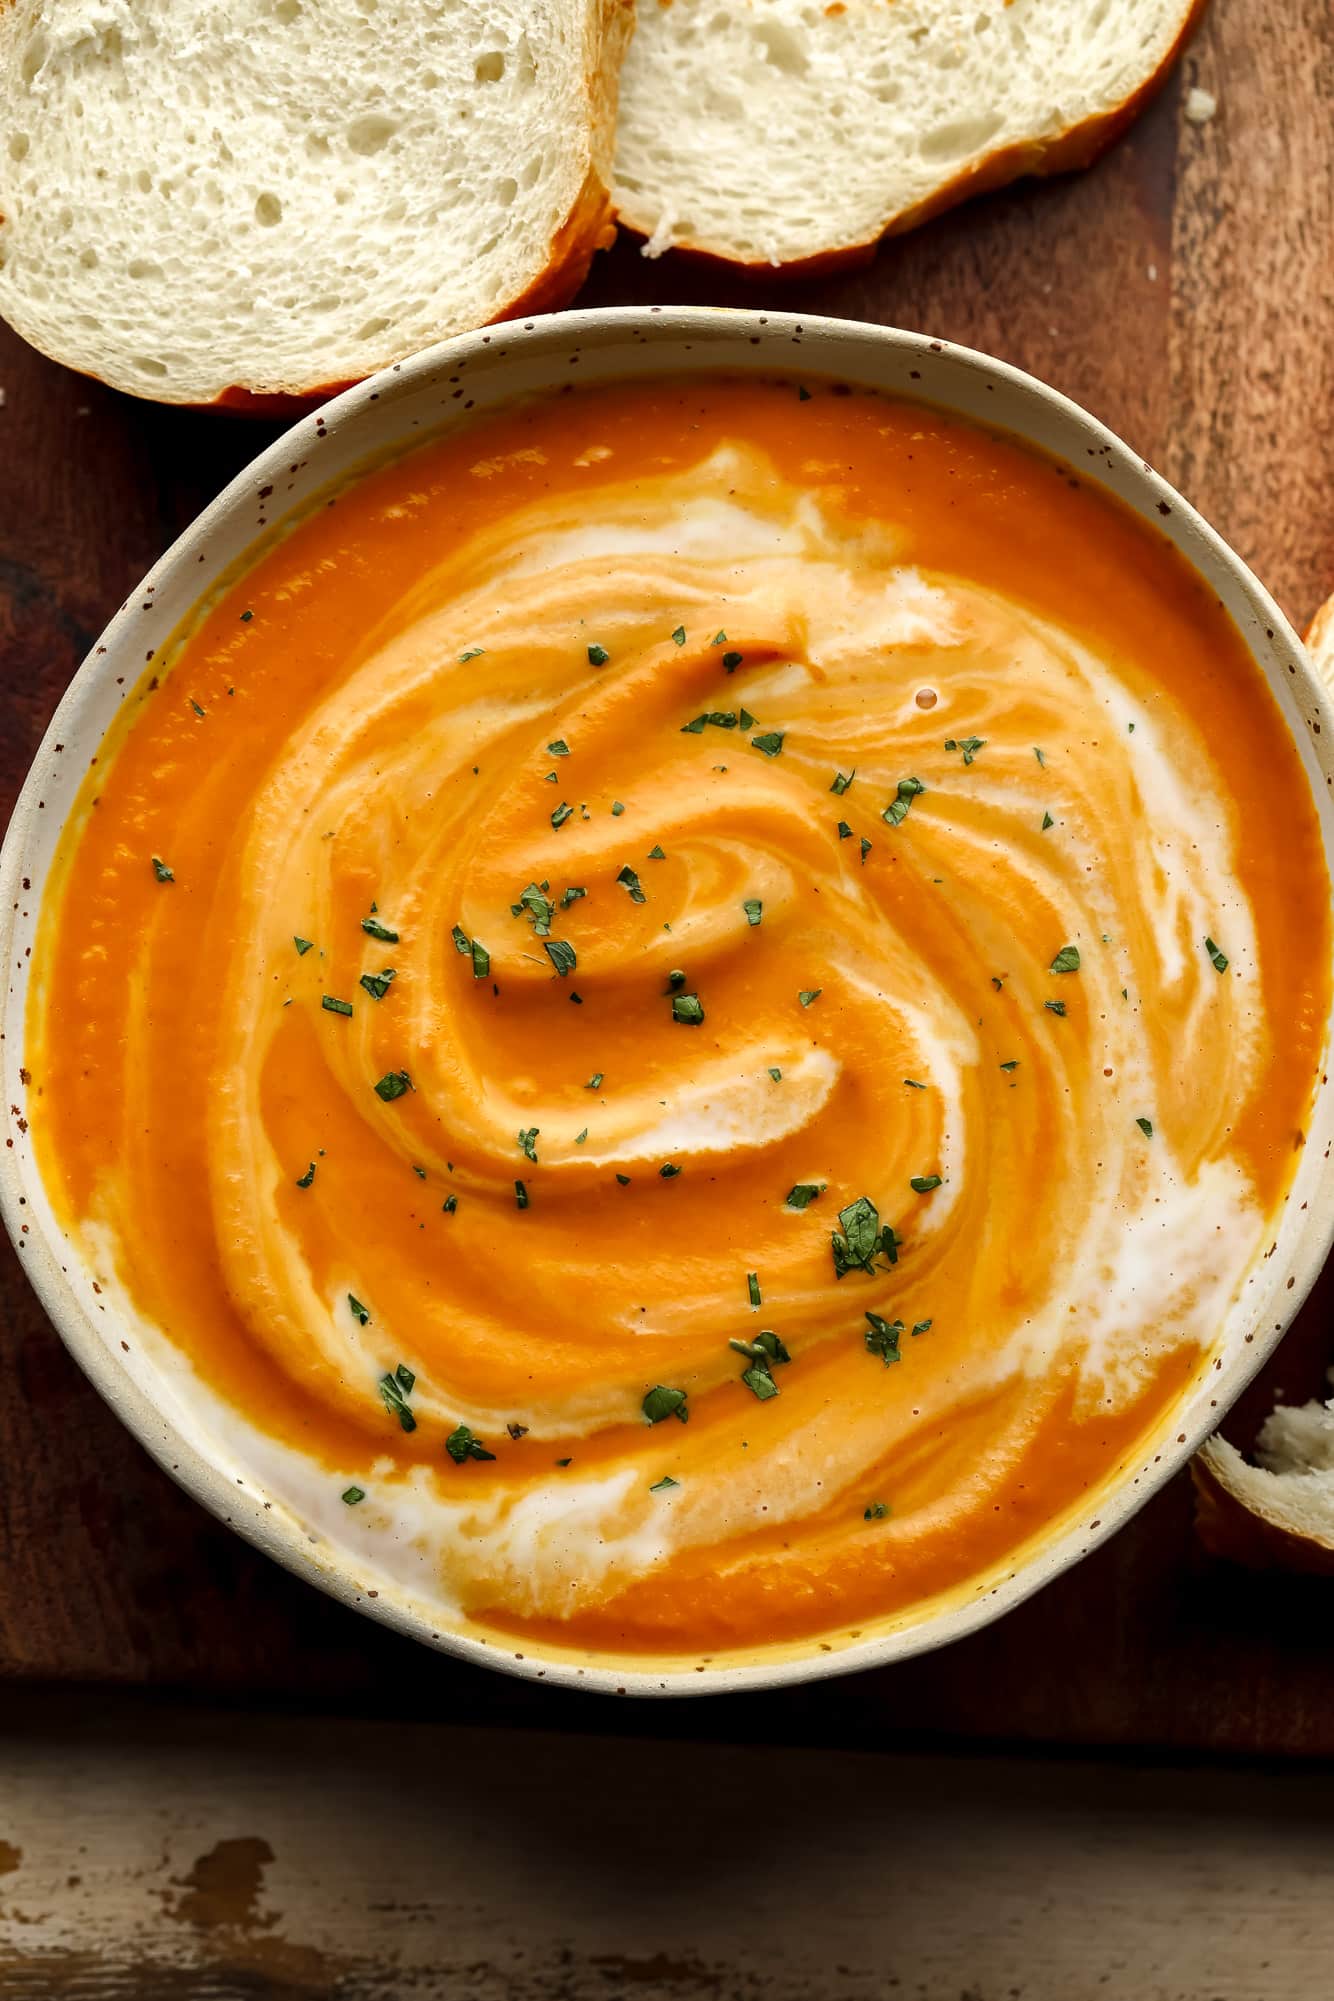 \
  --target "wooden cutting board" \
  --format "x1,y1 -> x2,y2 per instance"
3,0 -> 1332,1753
